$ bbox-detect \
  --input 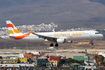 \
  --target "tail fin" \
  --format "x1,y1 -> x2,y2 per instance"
6,20 -> 22,36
